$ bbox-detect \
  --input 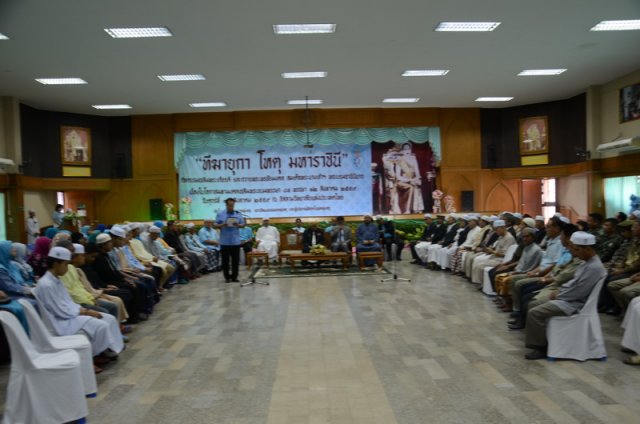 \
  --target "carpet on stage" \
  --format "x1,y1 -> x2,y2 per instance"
248,263 -> 391,280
